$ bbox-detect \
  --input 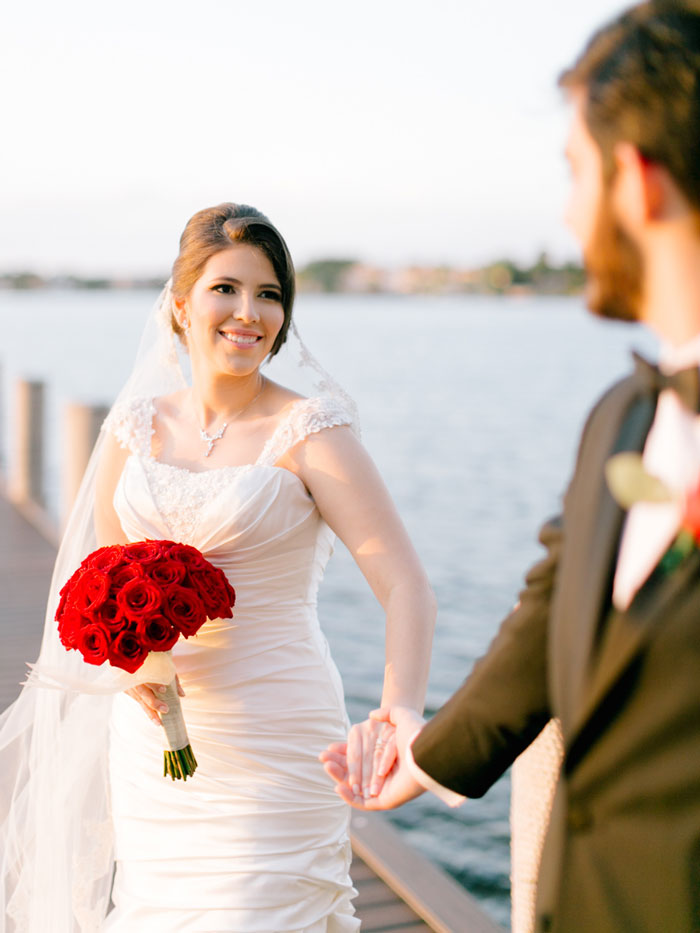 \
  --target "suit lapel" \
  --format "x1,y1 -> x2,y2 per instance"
570,546 -> 700,752
555,389 -> 657,731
